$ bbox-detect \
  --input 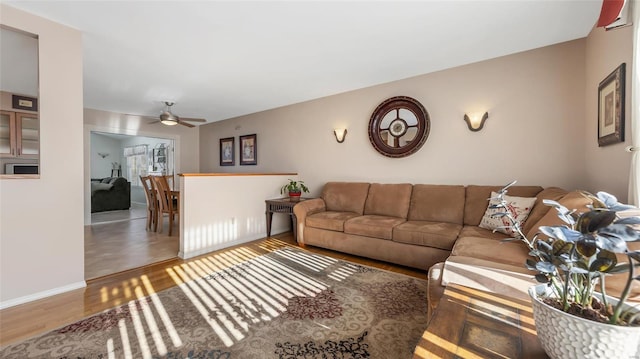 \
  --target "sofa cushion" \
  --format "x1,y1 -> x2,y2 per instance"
408,184 -> 465,224
90,182 -> 113,195
441,256 -> 537,301
306,211 -> 361,232
344,215 -> 406,240
451,236 -> 530,267
393,221 -> 461,250
479,192 -> 536,237
521,187 -> 568,235
524,190 -> 592,239
322,182 -> 370,214
363,183 -> 413,218
458,225 -> 506,240
463,185 -> 543,226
